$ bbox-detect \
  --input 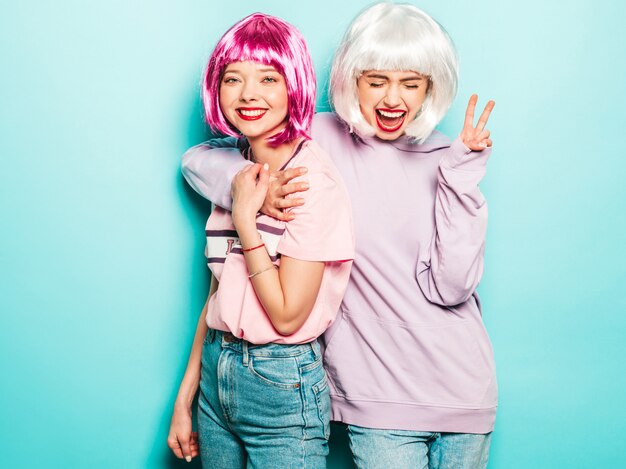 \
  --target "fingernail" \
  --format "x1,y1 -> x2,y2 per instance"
186,456 -> 192,462
301,183 -> 309,189
479,142 -> 487,148
263,163 -> 269,170
299,168 -> 308,174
